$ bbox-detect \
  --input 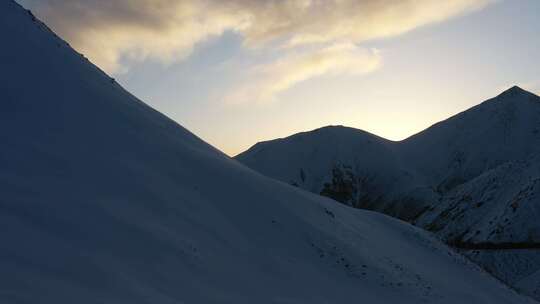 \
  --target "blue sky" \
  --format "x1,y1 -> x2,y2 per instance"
18,0 -> 540,155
